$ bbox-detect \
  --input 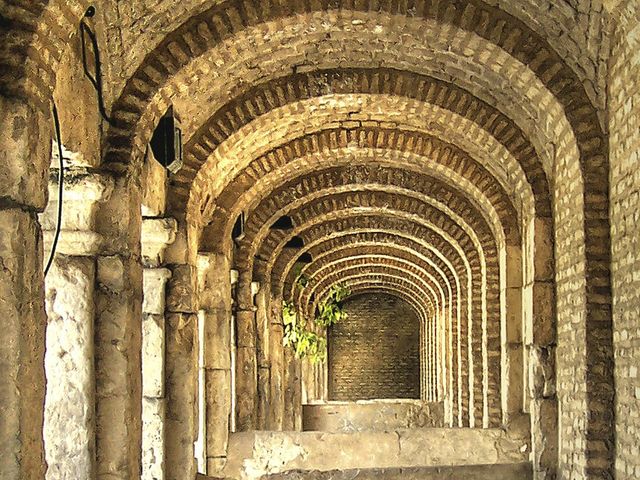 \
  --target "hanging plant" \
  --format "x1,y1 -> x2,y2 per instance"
315,284 -> 350,327
281,284 -> 350,364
